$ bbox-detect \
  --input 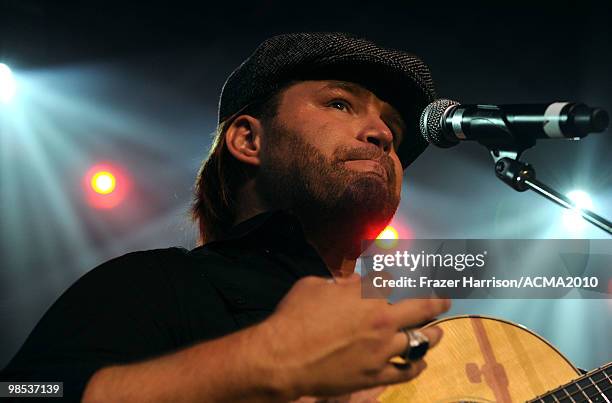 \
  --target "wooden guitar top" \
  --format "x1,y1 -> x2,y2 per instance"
379,315 -> 581,402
